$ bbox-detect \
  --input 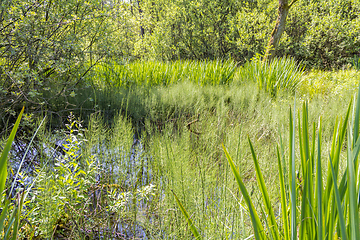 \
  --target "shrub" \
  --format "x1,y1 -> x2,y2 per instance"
280,0 -> 360,69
